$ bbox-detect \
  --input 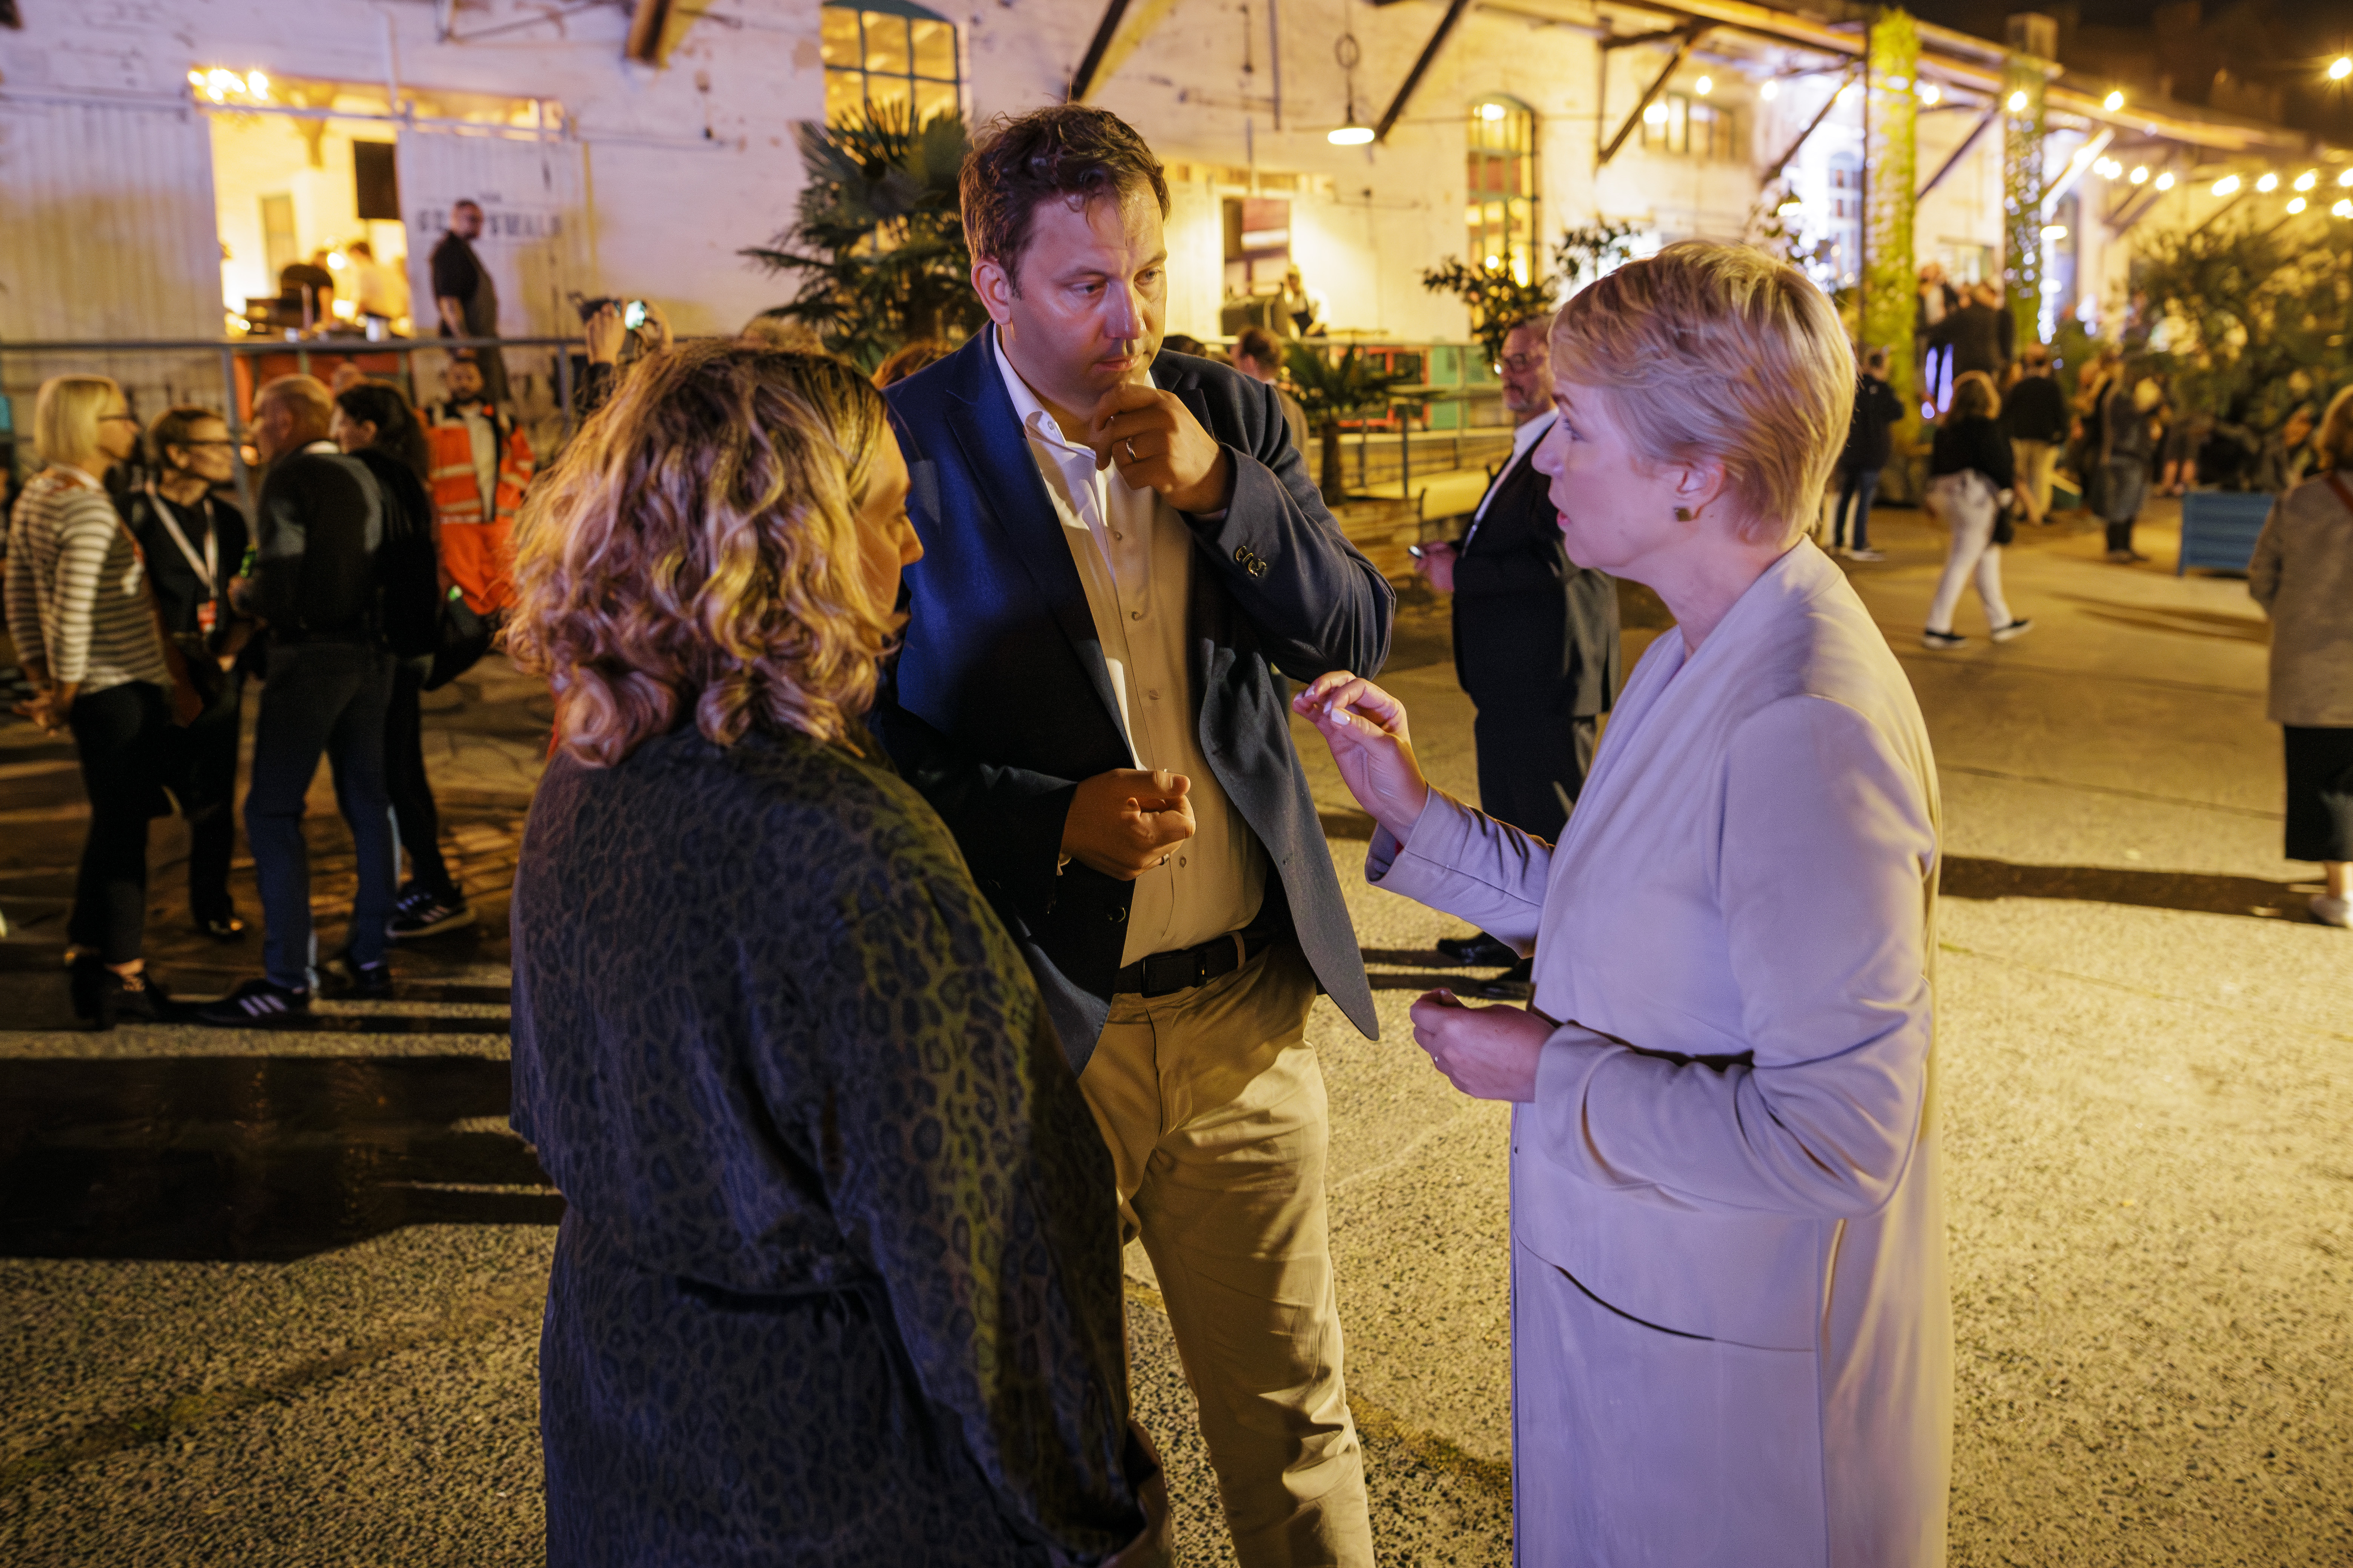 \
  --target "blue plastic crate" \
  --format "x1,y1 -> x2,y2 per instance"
2177,491 -> 2275,575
